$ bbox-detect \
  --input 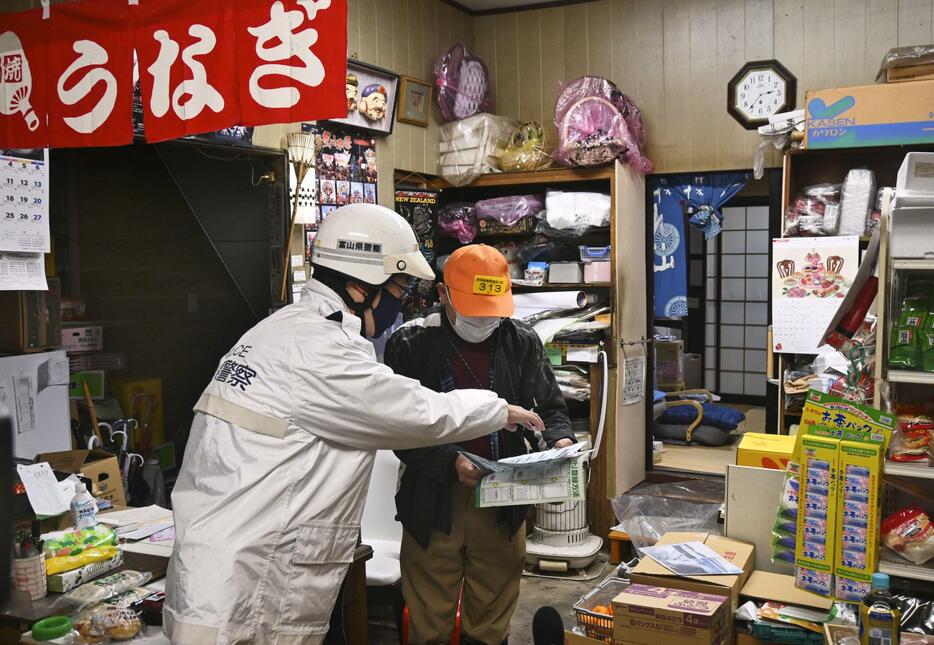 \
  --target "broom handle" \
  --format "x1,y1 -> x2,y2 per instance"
278,163 -> 308,303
